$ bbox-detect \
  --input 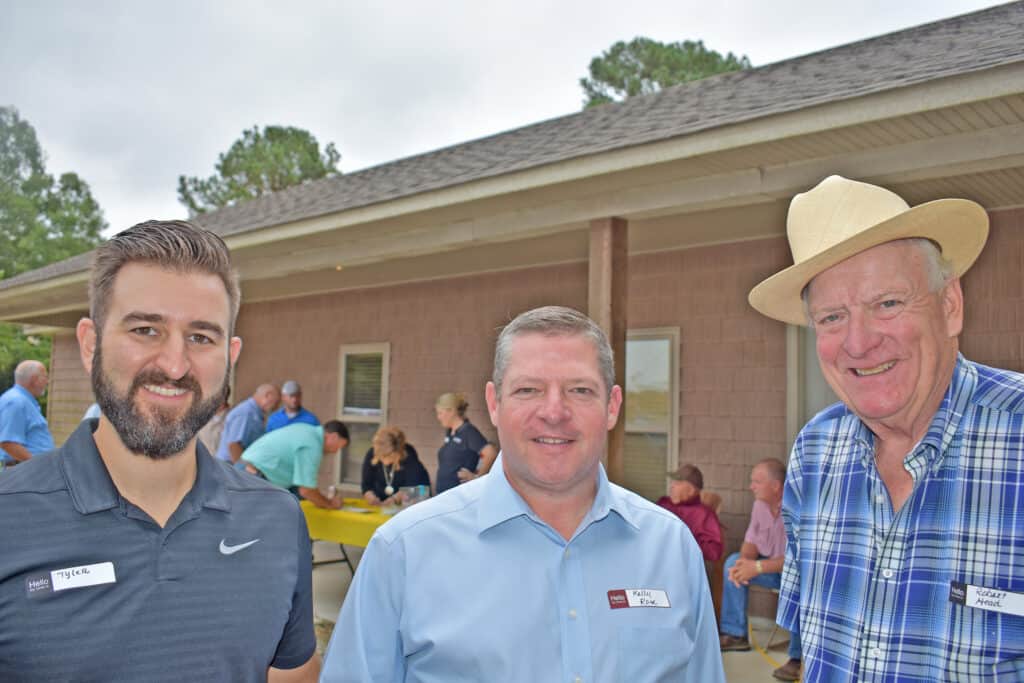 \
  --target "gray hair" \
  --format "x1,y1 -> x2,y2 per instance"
755,457 -> 787,483
90,220 -> 240,334
492,306 -> 615,398
14,360 -> 44,385
802,238 -> 955,324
